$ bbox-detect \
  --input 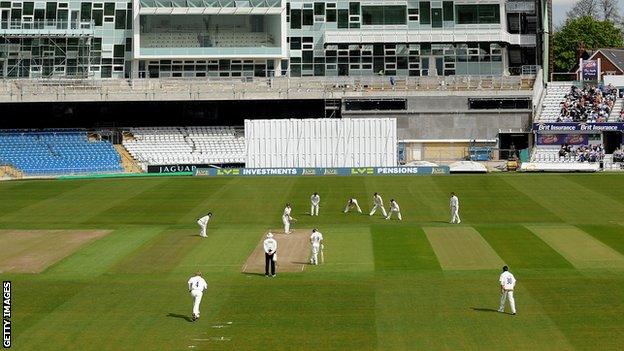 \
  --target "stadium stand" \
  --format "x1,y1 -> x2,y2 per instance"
537,83 -> 572,122
531,144 -> 604,163
0,131 -> 123,175
557,85 -> 617,123
123,126 -> 245,167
